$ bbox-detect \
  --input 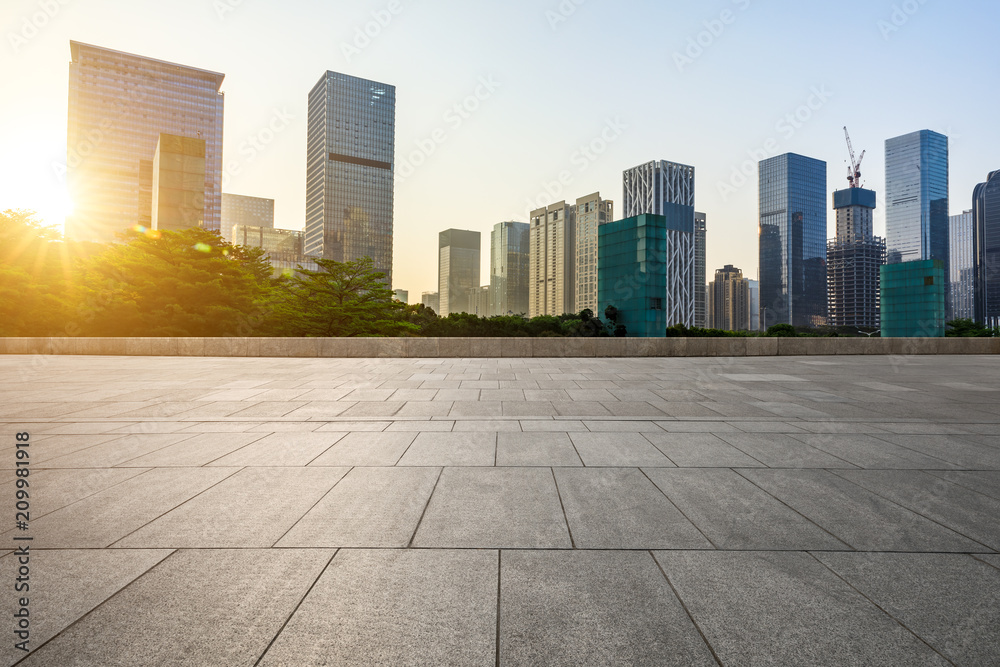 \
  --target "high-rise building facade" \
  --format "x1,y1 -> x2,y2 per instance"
150,134 -> 206,232
438,229 -> 481,316
231,225 -> 316,277
885,130 -> 949,272
949,210 -> 975,321
707,265 -> 750,331
393,289 -> 409,303
827,187 -> 885,328
758,153 -> 828,328
973,170 -> 1000,327
880,260 -> 946,337
305,71 -> 395,284
694,212 -> 707,327
529,201 -> 576,317
490,221 -> 530,317
747,279 -> 761,331
574,192 -> 614,314
221,194 -> 274,242
622,160 -> 695,218
421,292 -> 440,314
66,41 -> 225,242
